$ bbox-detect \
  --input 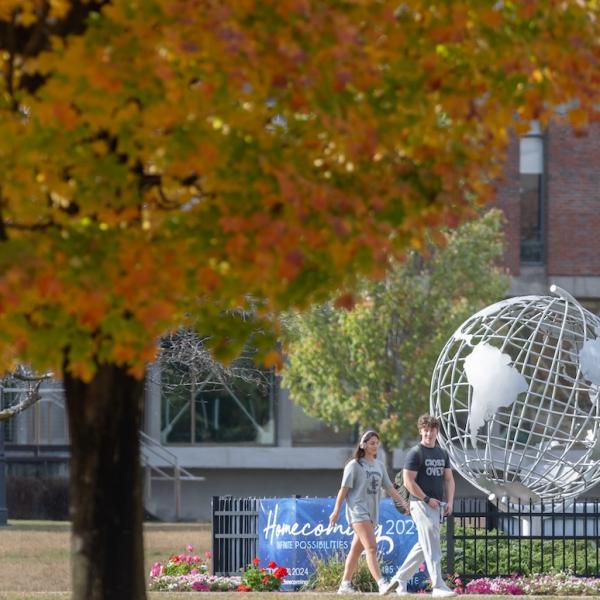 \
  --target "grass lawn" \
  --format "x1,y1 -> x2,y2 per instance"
0,520 -> 210,595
